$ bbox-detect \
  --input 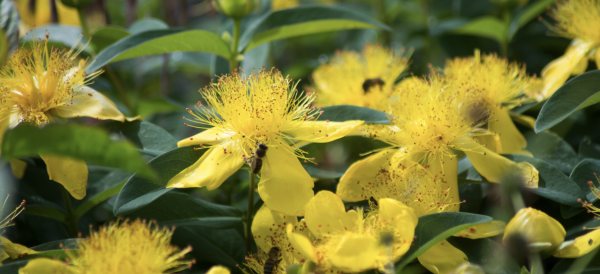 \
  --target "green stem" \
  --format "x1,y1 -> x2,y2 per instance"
60,186 -> 79,238
245,170 -> 256,255
530,252 -> 544,274
230,19 -> 242,73
77,8 -> 91,39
